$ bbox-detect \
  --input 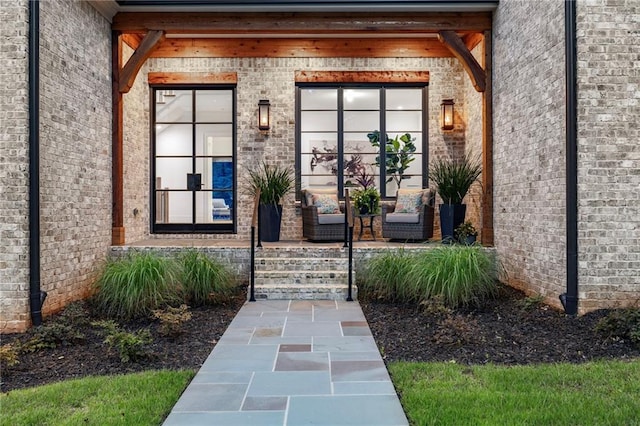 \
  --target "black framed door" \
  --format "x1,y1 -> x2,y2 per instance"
152,87 -> 236,233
